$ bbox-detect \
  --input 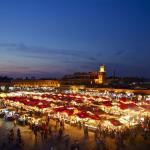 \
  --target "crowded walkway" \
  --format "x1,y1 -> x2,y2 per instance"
0,117 -> 150,150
